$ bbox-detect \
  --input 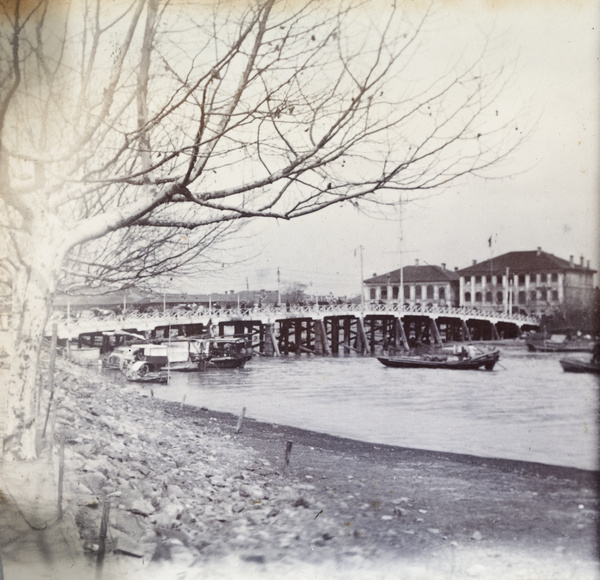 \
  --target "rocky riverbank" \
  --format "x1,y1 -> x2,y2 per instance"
3,358 -> 599,579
